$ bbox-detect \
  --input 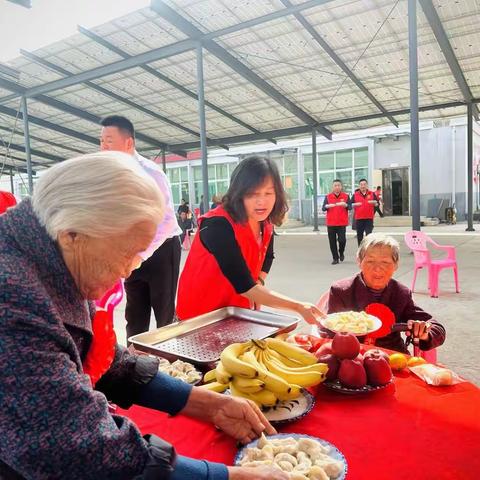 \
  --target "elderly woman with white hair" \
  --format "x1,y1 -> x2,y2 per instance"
0,152 -> 287,480
327,233 -> 446,353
